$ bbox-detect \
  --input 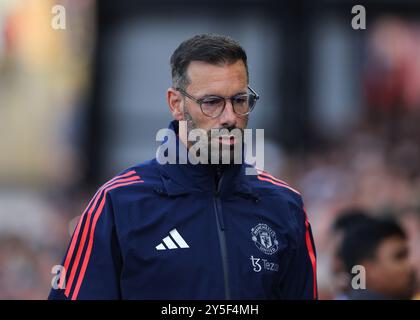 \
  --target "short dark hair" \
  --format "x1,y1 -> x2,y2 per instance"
170,33 -> 248,89
332,208 -> 375,233
339,217 -> 407,273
